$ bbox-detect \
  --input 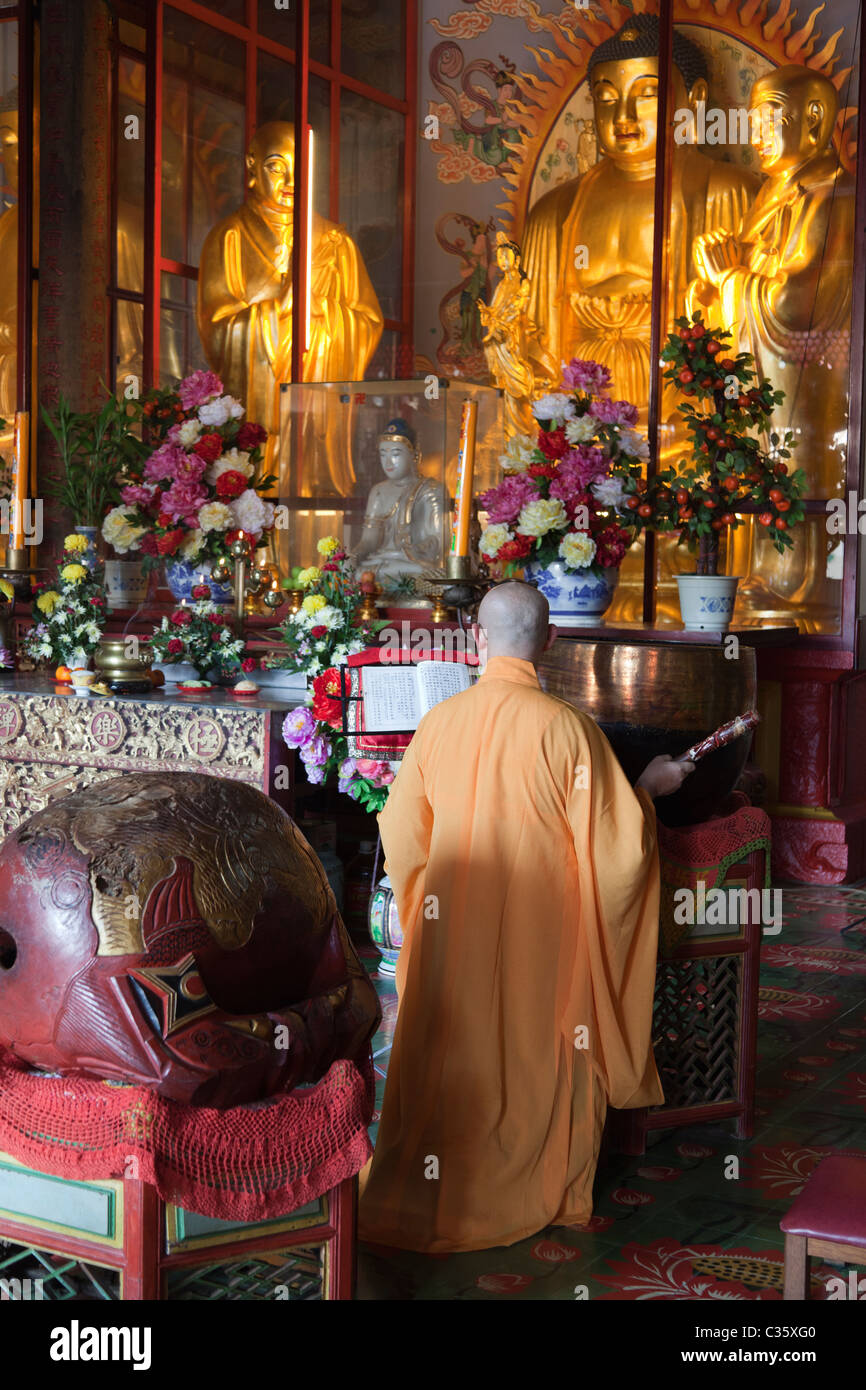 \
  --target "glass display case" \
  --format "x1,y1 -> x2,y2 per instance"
277,379 -> 503,591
